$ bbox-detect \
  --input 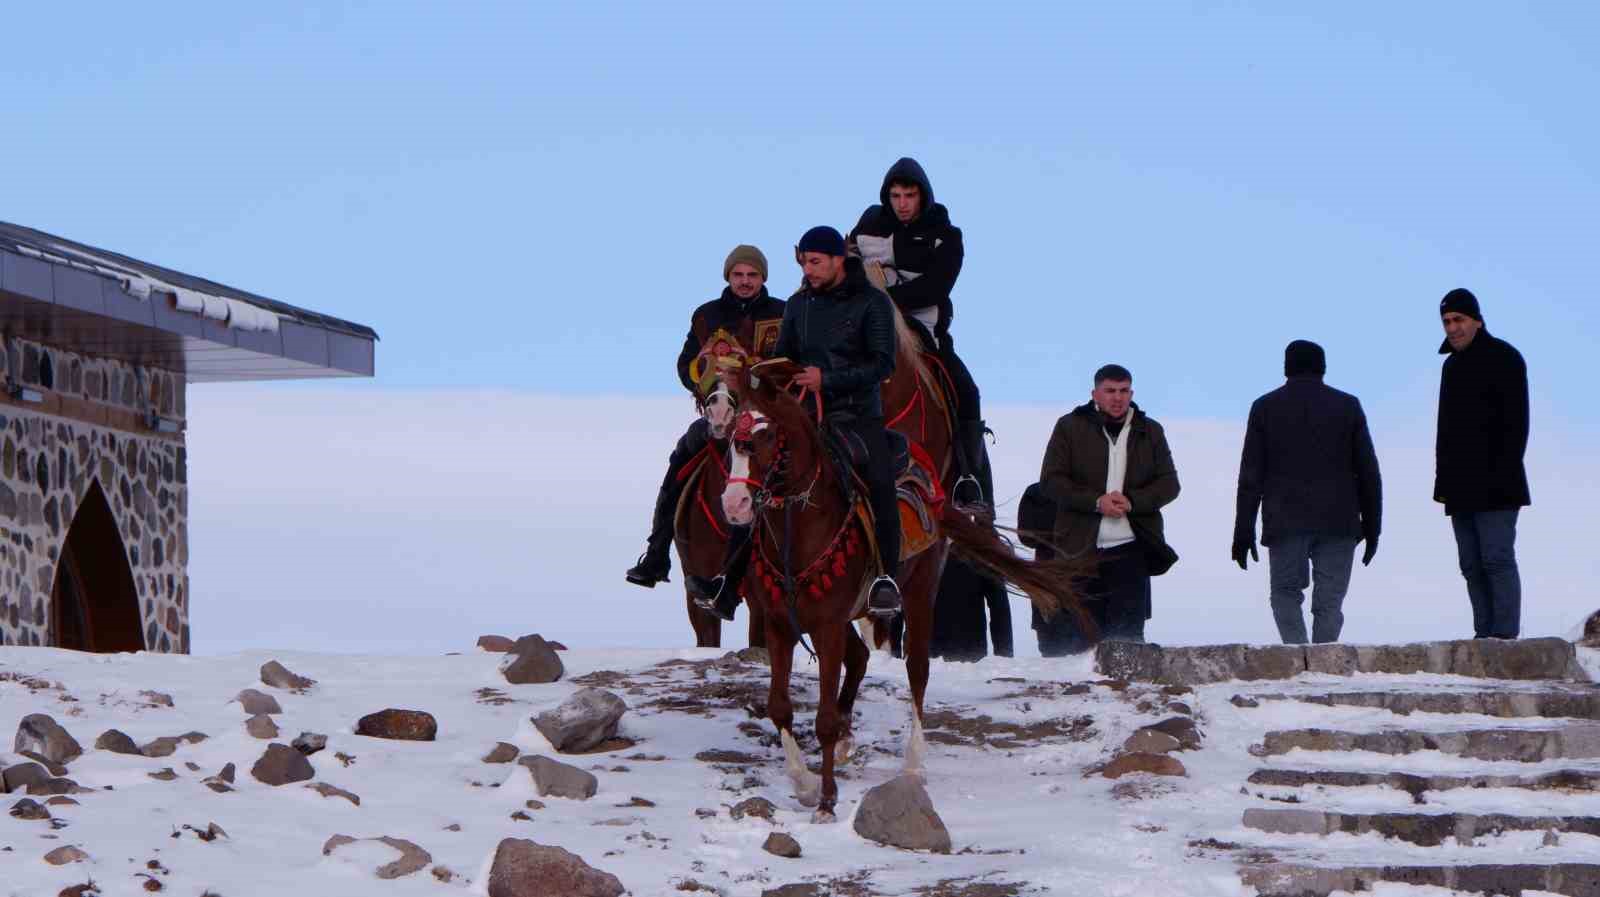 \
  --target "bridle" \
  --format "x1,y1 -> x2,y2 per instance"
728,410 -> 820,513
